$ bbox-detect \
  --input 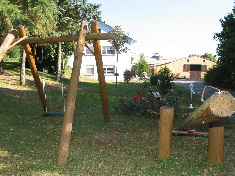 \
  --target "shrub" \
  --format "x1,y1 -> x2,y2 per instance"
150,74 -> 159,86
116,88 -> 180,119
204,65 -> 232,88
123,69 -> 132,83
150,67 -> 174,95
